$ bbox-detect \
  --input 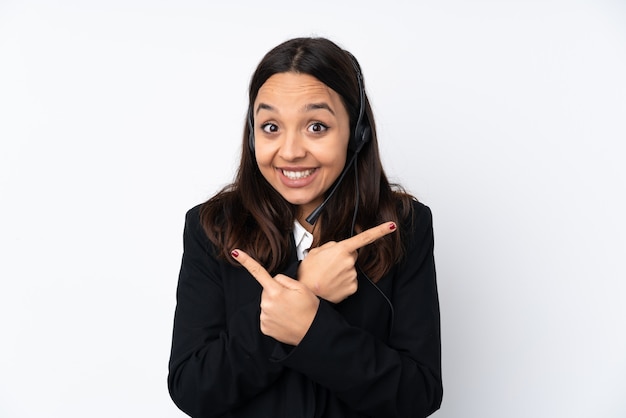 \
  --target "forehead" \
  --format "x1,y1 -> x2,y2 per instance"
255,72 -> 341,105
